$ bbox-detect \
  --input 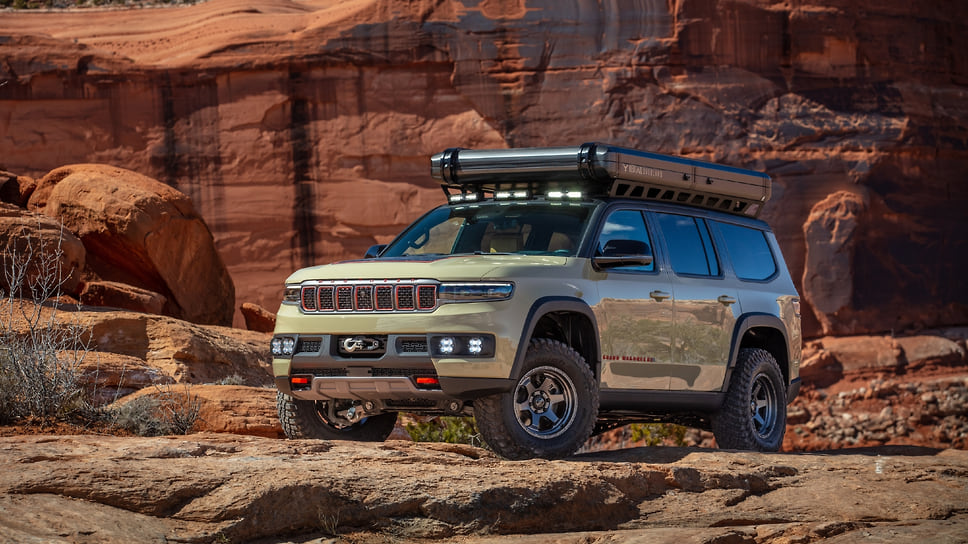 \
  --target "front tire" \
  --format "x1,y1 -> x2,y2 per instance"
712,348 -> 786,451
277,392 -> 398,442
474,339 -> 598,460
